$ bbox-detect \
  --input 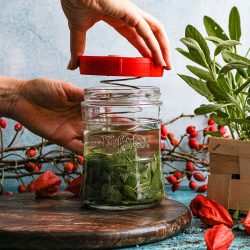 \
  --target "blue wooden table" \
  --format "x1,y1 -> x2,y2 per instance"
121,188 -> 250,250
